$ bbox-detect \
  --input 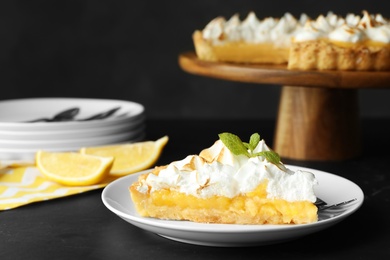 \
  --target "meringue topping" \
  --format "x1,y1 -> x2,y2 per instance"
201,10 -> 390,44
136,138 -> 318,203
